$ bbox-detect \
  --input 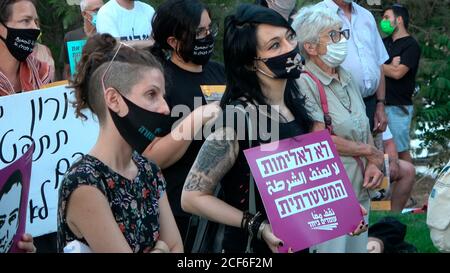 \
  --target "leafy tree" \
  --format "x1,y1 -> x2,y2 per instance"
298,0 -> 450,168
375,0 -> 450,168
